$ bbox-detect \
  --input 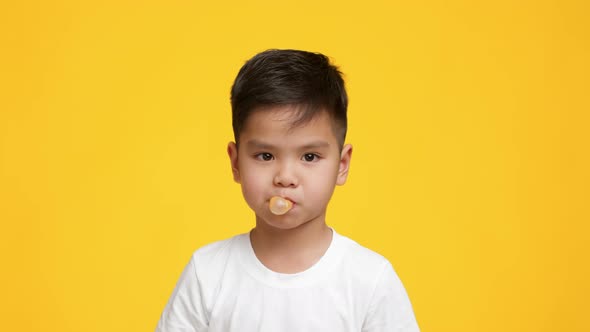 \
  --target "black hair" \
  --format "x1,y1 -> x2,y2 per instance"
230,49 -> 348,146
